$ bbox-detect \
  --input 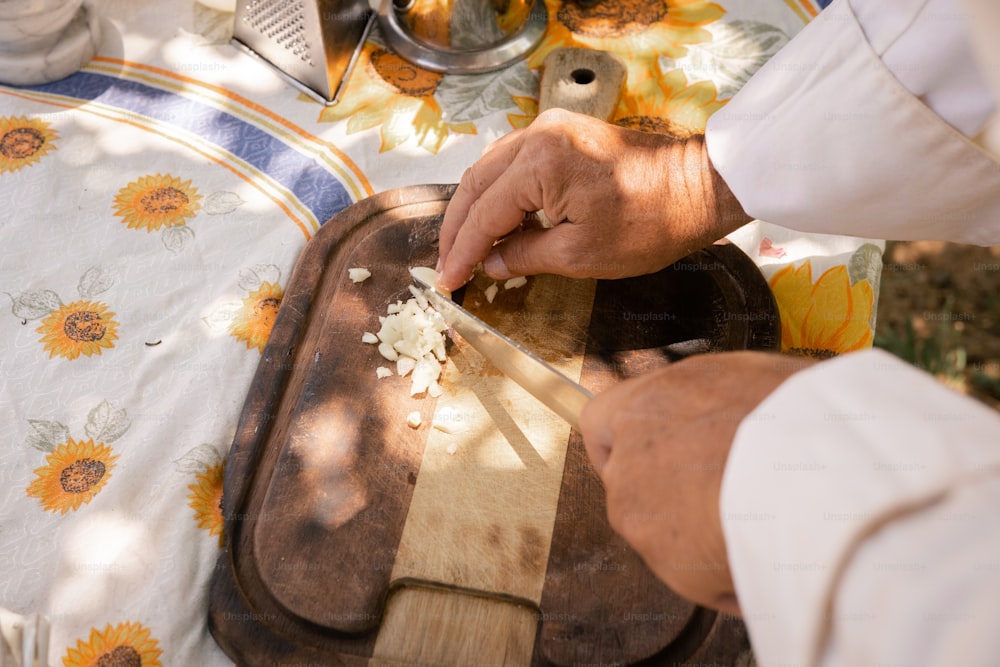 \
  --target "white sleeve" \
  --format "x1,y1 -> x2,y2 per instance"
851,0 -> 994,137
720,348 -> 1000,667
705,0 -> 1000,246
